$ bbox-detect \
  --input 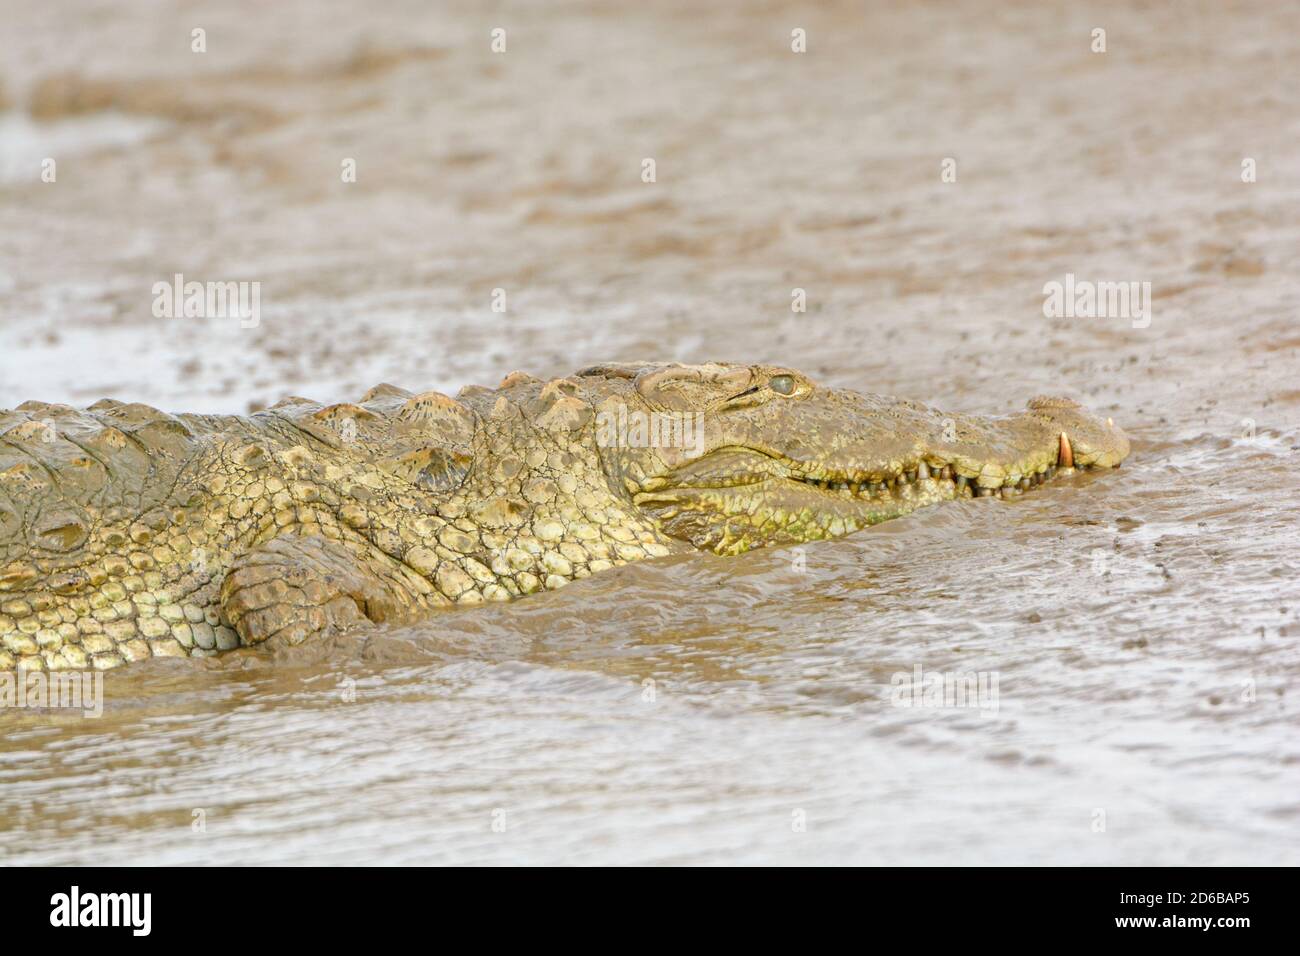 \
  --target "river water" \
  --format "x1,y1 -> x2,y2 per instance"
1,0 -> 1297,864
